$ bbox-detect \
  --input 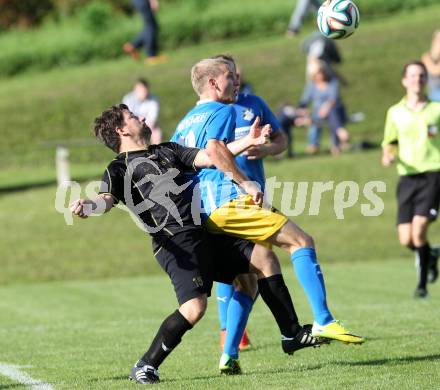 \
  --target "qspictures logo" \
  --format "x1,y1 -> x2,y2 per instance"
55,164 -> 386,231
